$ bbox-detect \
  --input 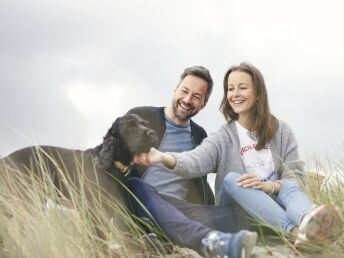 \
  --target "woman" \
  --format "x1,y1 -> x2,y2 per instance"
133,62 -> 342,245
